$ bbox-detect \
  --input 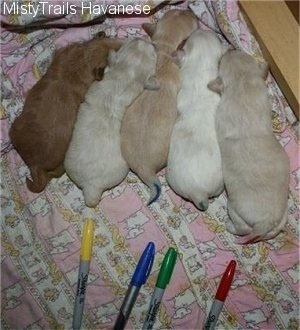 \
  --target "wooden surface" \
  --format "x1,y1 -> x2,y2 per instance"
239,0 -> 299,119
286,0 -> 299,23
